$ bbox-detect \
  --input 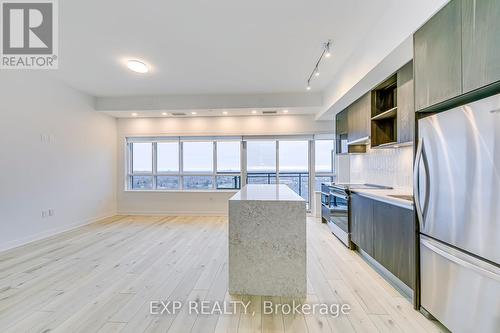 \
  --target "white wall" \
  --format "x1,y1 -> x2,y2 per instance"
349,146 -> 413,190
117,115 -> 333,215
0,72 -> 117,251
